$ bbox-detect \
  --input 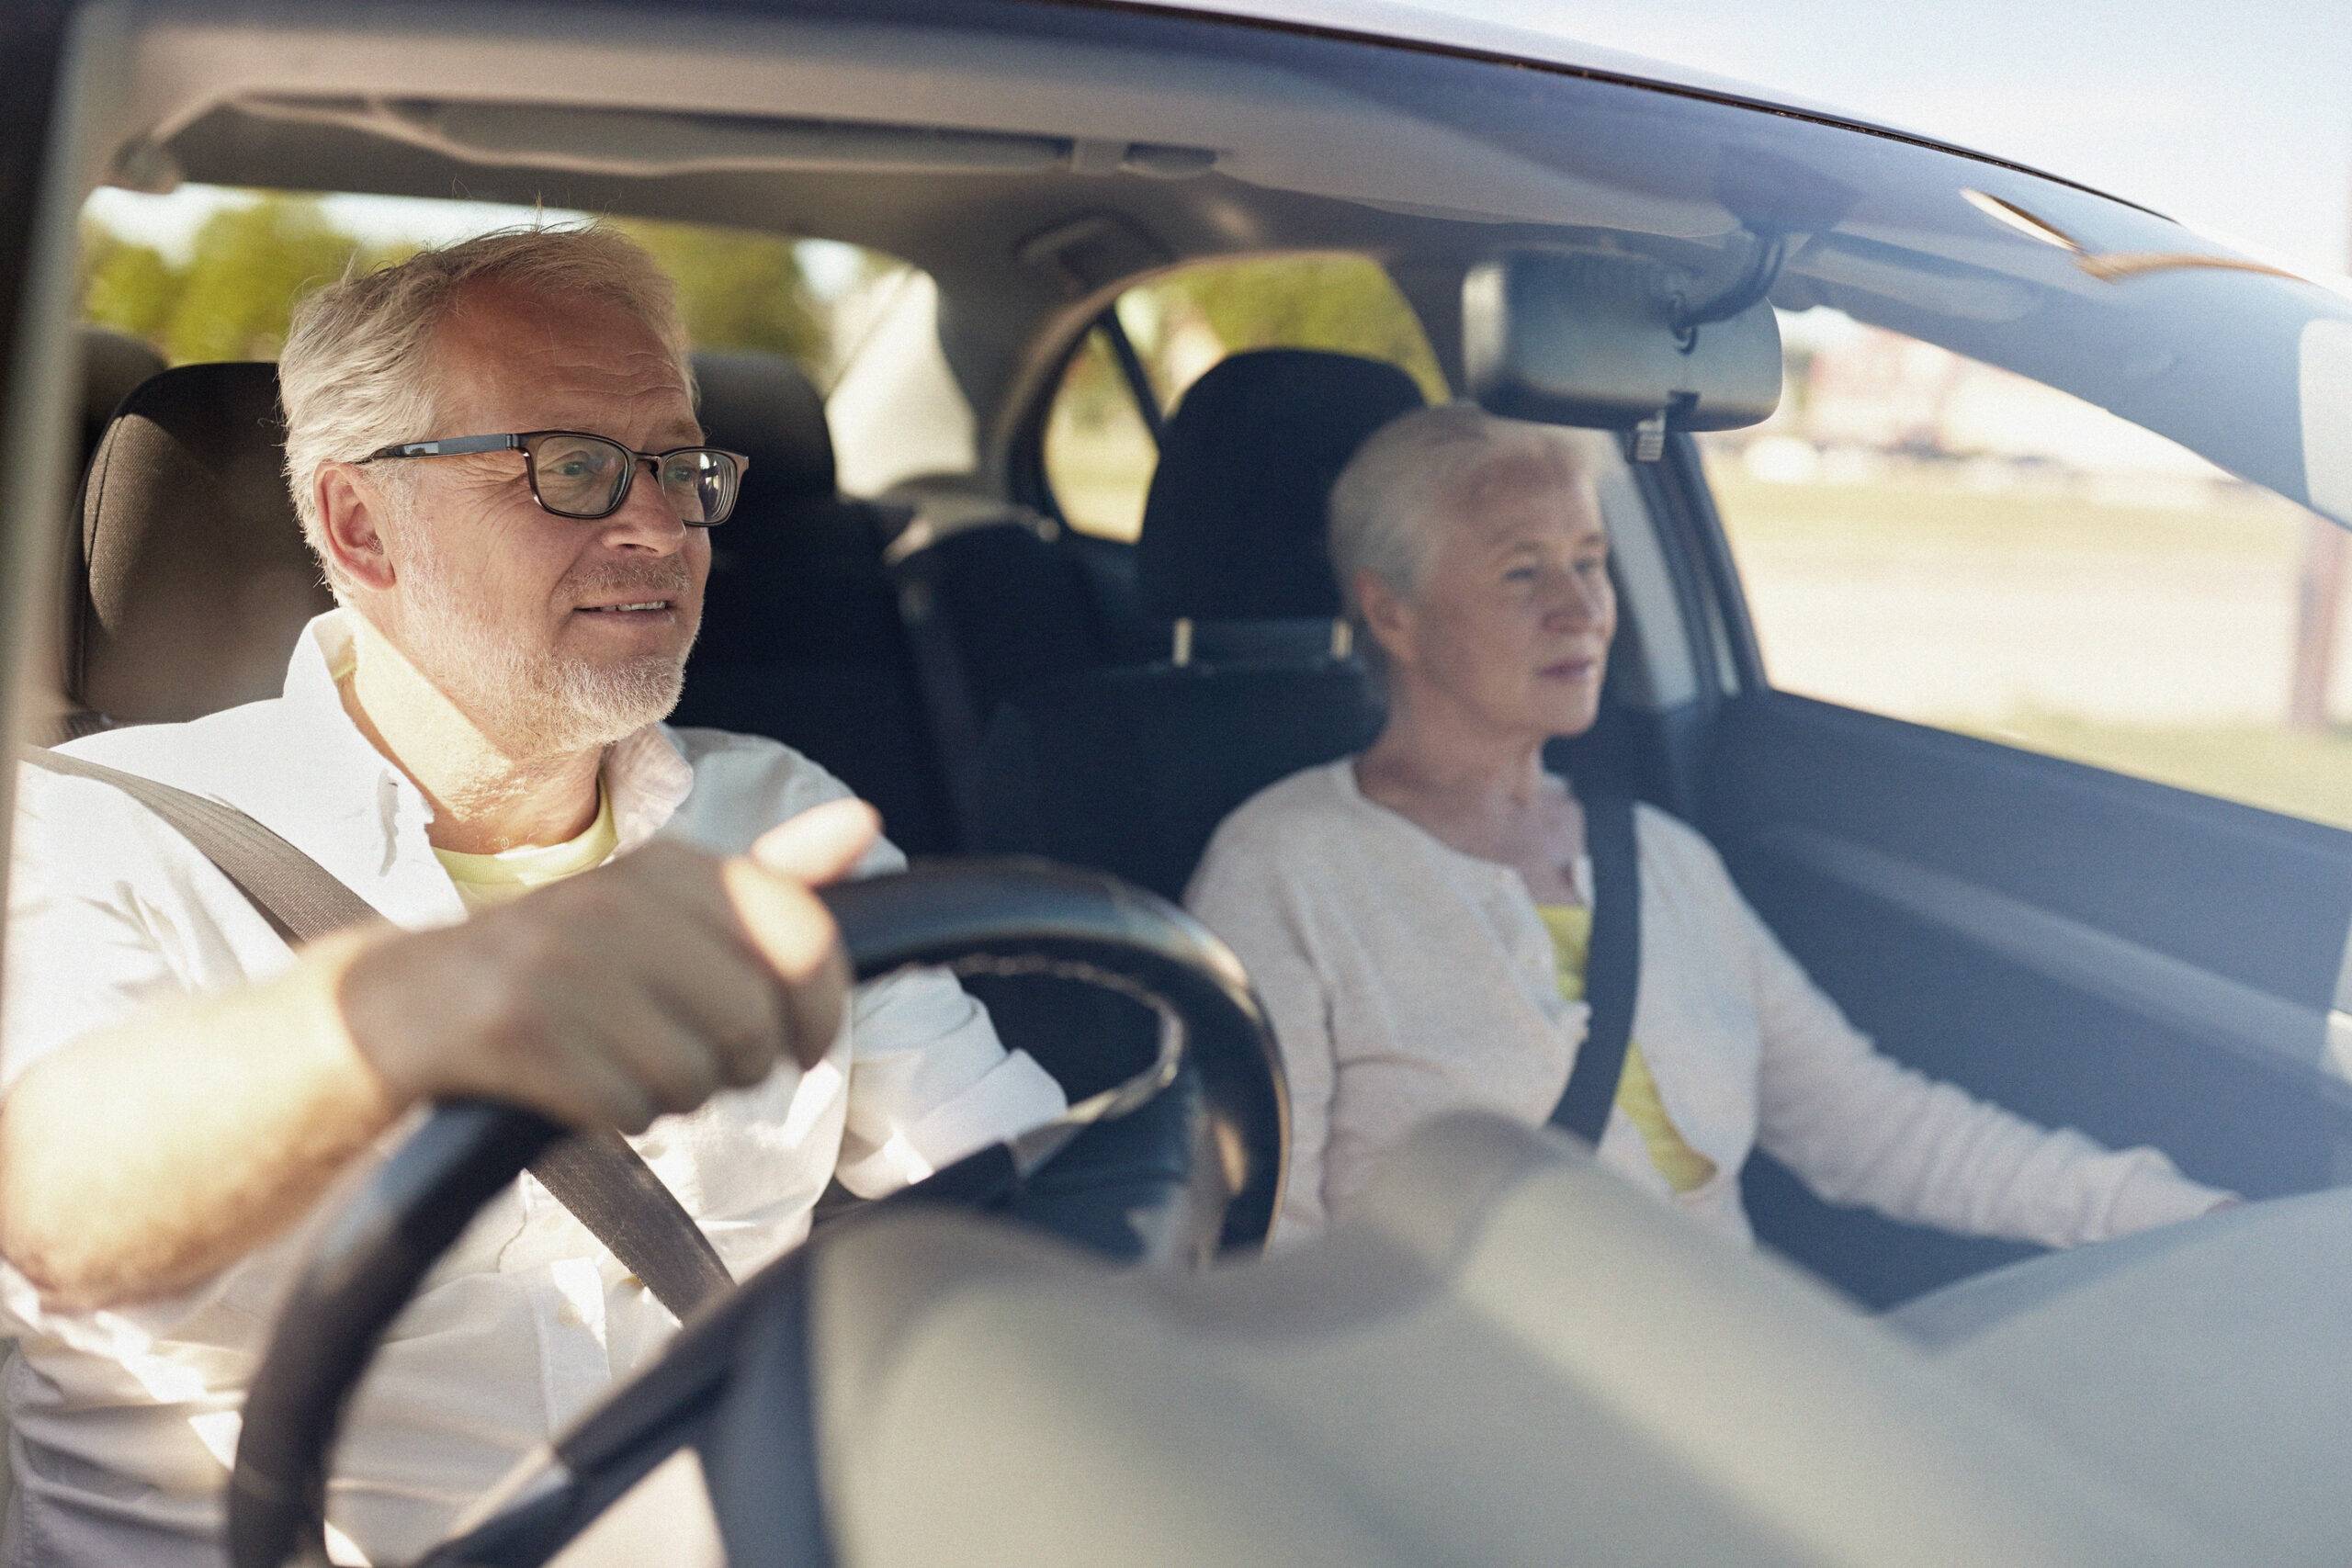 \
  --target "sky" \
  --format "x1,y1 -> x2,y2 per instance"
1408,0 -> 2352,277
